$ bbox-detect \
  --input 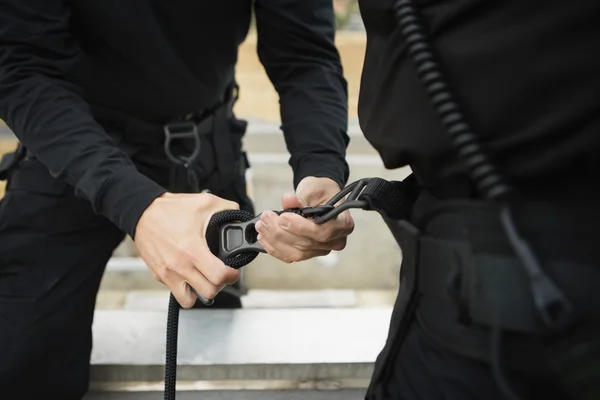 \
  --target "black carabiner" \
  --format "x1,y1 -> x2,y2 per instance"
216,206 -> 335,260
313,178 -> 372,224
163,121 -> 201,167
215,178 -> 382,260
218,214 -> 264,259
